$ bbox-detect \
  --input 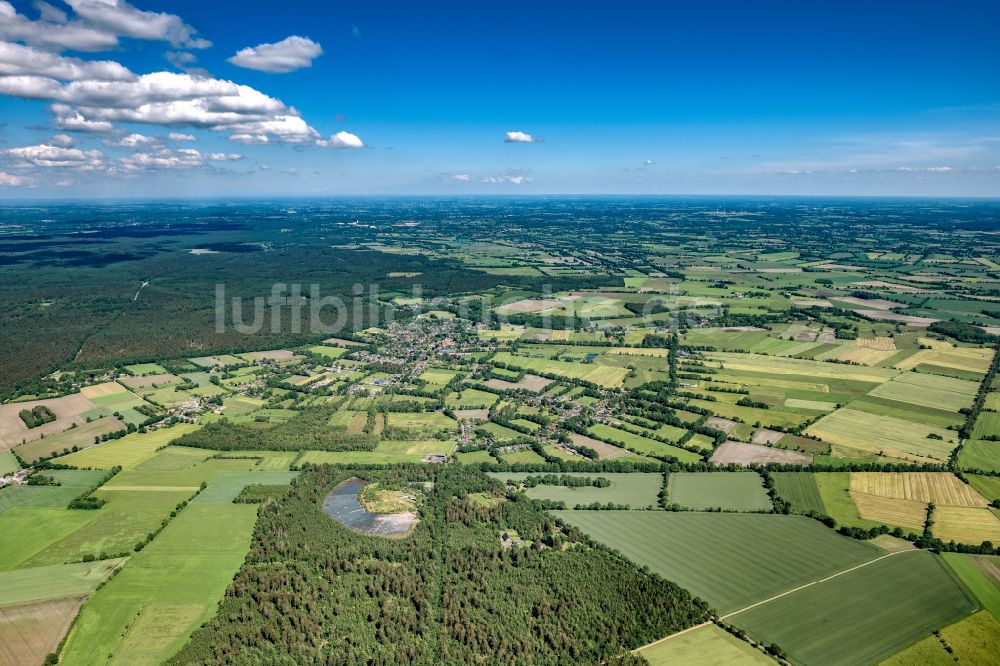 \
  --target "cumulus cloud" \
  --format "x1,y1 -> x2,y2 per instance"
0,0 -> 208,51
120,146 -> 203,170
228,36 -> 323,74
0,170 -> 25,185
51,106 -> 113,132
505,130 -> 540,143
50,134 -> 75,146
167,132 -> 195,141
448,174 -> 471,182
316,130 -> 364,148
482,174 -> 531,184
0,42 -> 134,81
63,0 -> 209,49
207,152 -> 243,161
5,142 -> 104,169
104,132 -> 158,148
